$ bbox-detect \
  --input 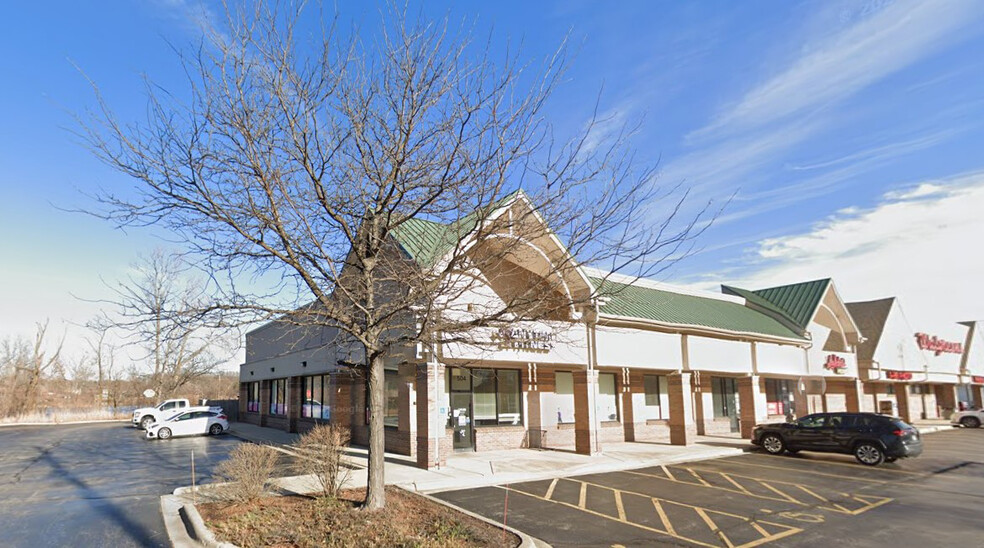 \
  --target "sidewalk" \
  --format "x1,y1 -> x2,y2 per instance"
227,421 -> 747,495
